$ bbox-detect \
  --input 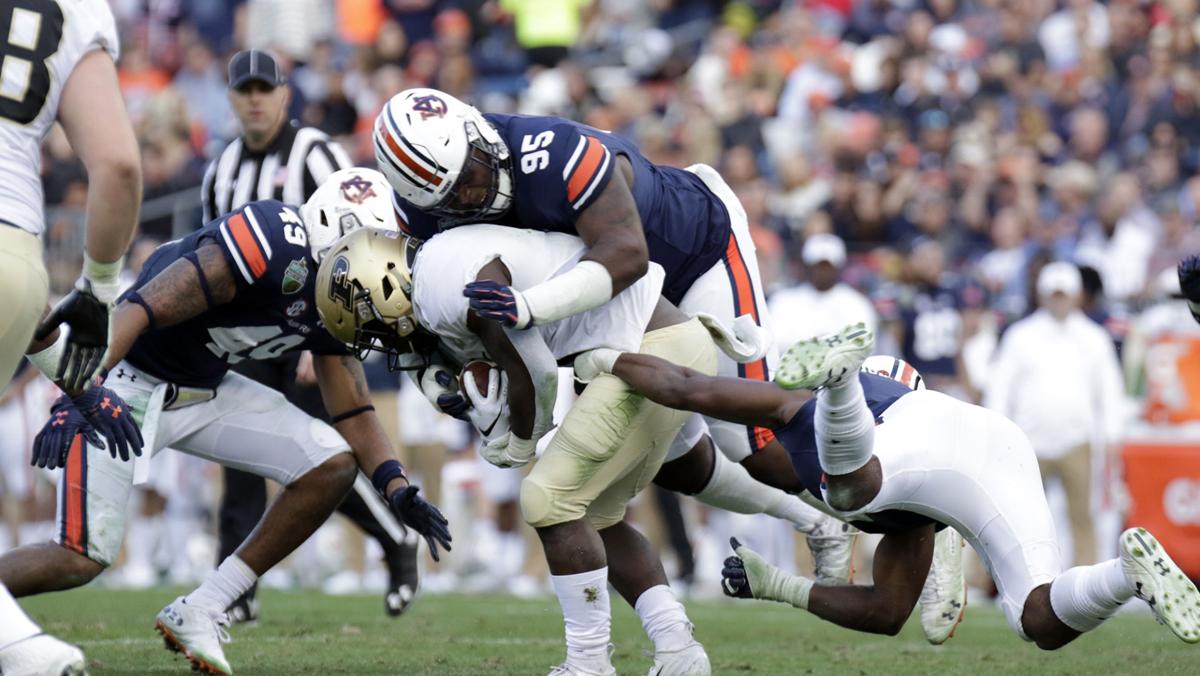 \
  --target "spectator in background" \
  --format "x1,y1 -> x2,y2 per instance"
496,0 -> 593,68
985,263 -> 1125,566
768,233 -> 877,355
